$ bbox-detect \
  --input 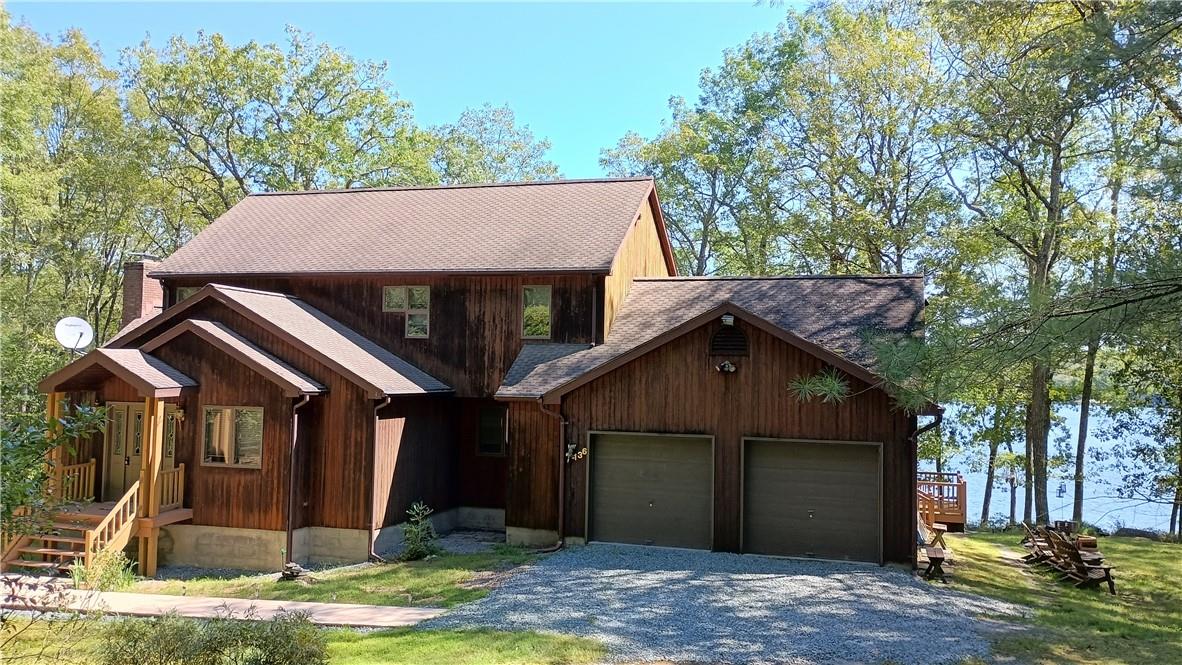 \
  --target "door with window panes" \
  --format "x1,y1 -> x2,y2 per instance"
104,402 -> 178,500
